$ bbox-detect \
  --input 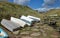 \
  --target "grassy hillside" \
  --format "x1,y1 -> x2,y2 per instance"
0,2 -> 42,21
45,9 -> 60,15
0,2 -> 60,38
